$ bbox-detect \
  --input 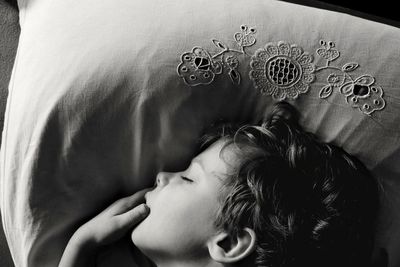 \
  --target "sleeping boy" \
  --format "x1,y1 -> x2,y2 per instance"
59,102 -> 379,267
